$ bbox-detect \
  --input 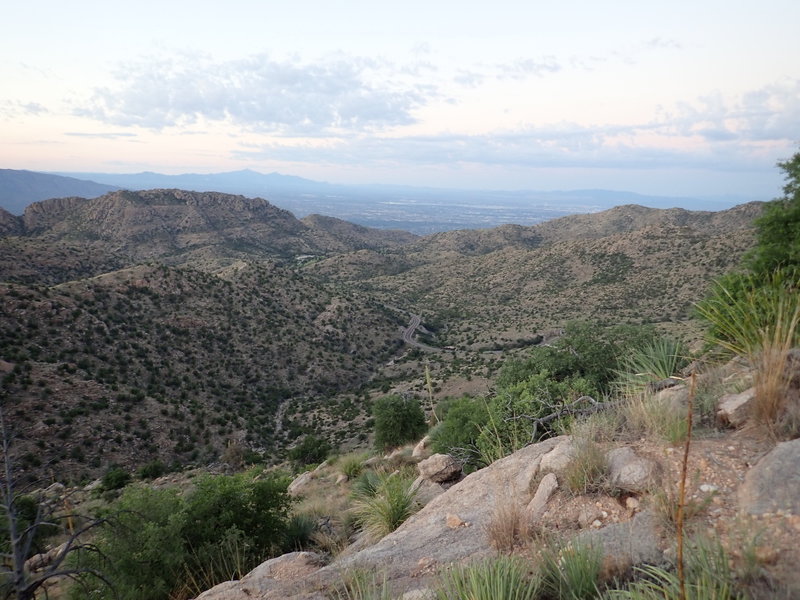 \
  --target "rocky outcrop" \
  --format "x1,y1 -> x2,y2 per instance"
738,438 -> 800,515
193,552 -> 325,600
526,472 -> 558,520
417,453 -> 462,483
717,387 -> 755,427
